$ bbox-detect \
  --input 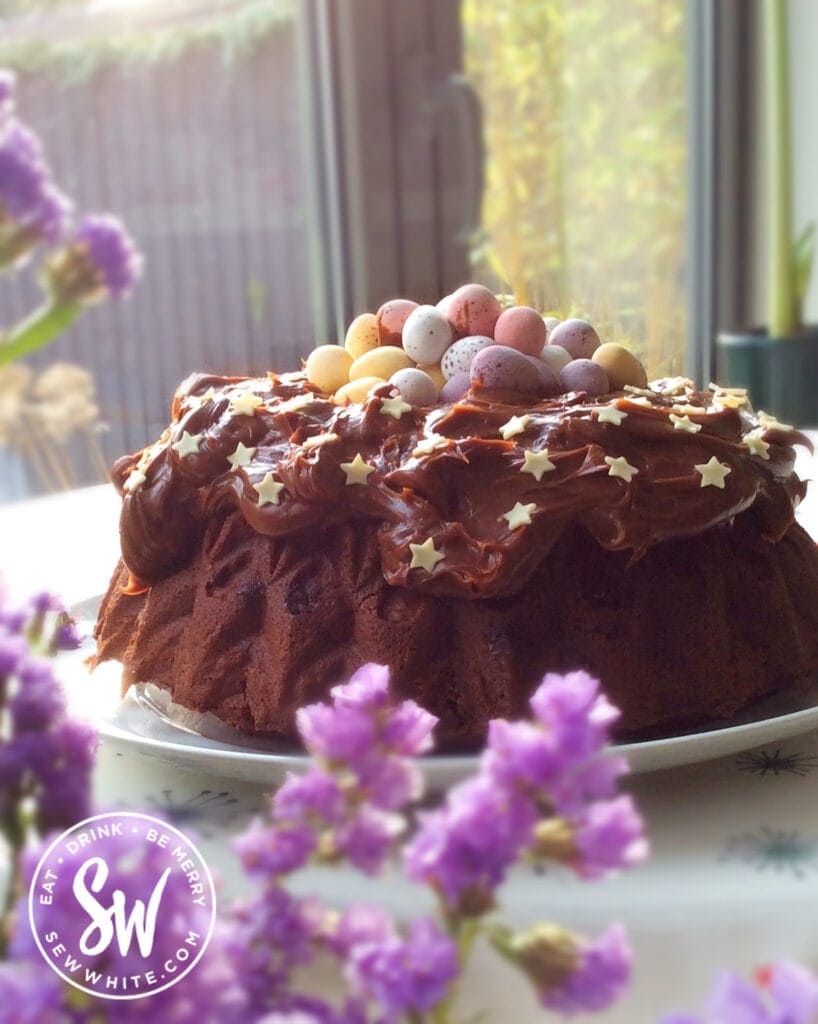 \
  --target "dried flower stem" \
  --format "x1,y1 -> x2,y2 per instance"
0,301 -> 80,367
